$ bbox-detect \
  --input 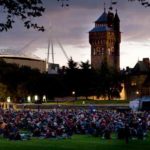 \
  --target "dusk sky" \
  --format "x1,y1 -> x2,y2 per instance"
0,0 -> 150,69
